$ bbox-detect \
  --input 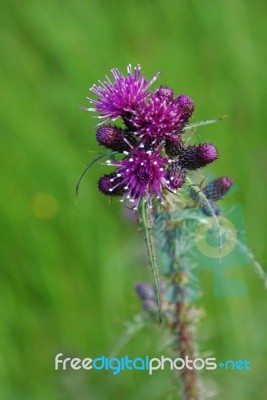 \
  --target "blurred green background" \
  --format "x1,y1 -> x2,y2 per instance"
1,0 -> 267,399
